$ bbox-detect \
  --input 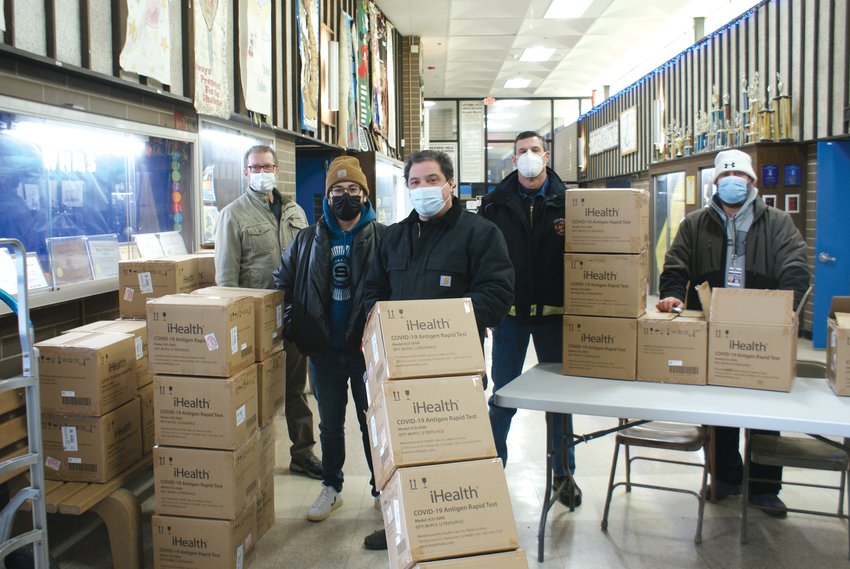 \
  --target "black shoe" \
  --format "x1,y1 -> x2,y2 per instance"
290,454 -> 323,479
553,475 -> 582,508
363,529 -> 387,550
706,480 -> 742,501
749,494 -> 788,518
